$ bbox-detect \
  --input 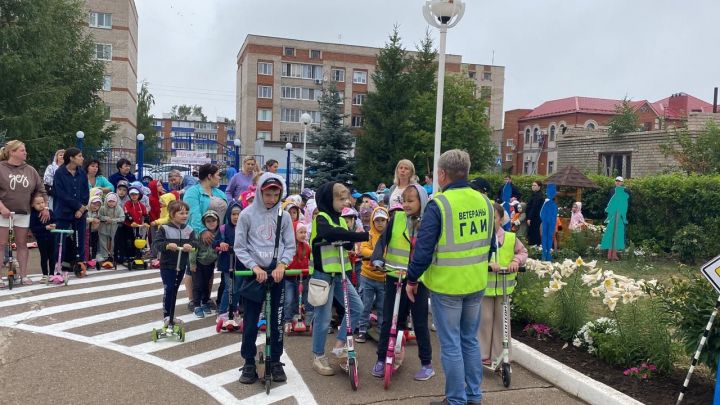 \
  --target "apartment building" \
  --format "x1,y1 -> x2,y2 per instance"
84,0 -> 138,158
152,115 -> 237,167
235,35 -> 504,154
